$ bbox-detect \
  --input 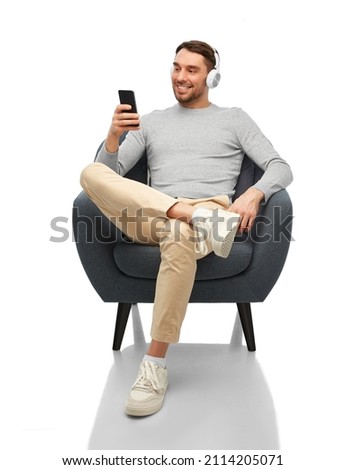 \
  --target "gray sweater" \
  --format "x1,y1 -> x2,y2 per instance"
96,103 -> 293,202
